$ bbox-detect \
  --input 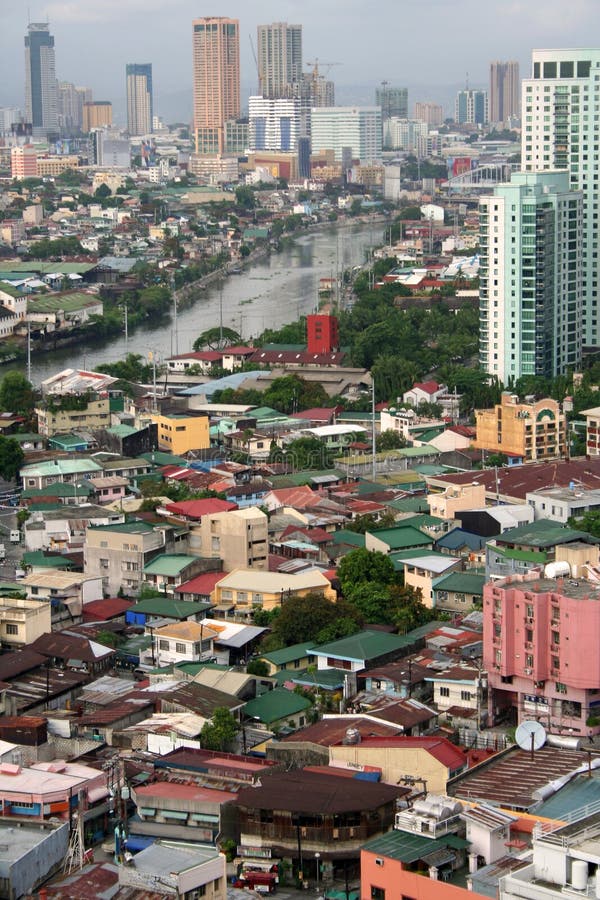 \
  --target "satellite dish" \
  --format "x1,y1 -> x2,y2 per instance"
516,720 -> 547,752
